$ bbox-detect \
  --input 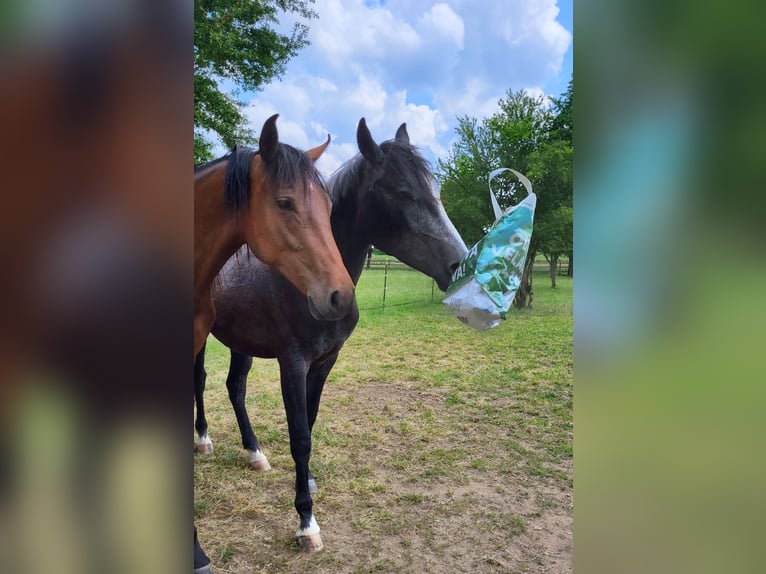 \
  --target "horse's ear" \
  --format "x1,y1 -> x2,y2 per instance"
357,117 -> 383,165
395,123 -> 409,144
259,114 -> 280,163
306,134 -> 331,161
